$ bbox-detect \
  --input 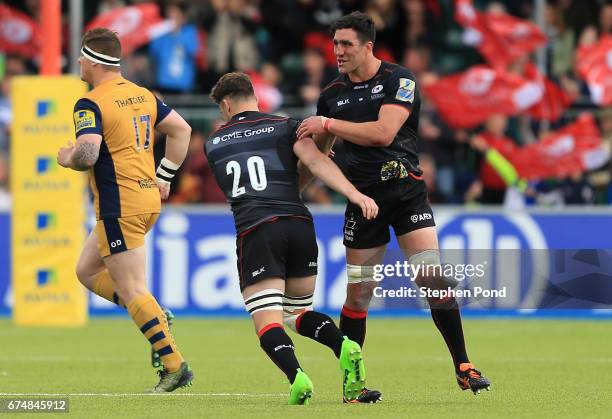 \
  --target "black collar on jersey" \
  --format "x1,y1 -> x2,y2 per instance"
231,110 -> 260,120
344,60 -> 388,86
81,45 -> 121,66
